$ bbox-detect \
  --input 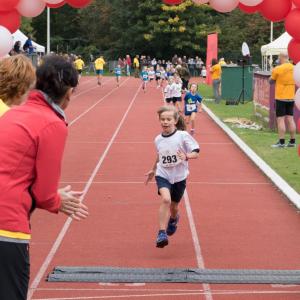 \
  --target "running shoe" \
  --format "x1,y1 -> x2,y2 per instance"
166,215 -> 179,236
156,231 -> 168,248
271,141 -> 285,148
286,141 -> 296,148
